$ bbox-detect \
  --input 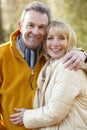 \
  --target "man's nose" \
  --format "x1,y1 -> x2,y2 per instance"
32,27 -> 40,35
